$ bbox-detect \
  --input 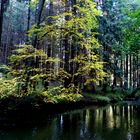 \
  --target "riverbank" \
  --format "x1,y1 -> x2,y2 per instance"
0,94 -> 106,127
0,91 -> 139,128
0,91 -> 129,115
